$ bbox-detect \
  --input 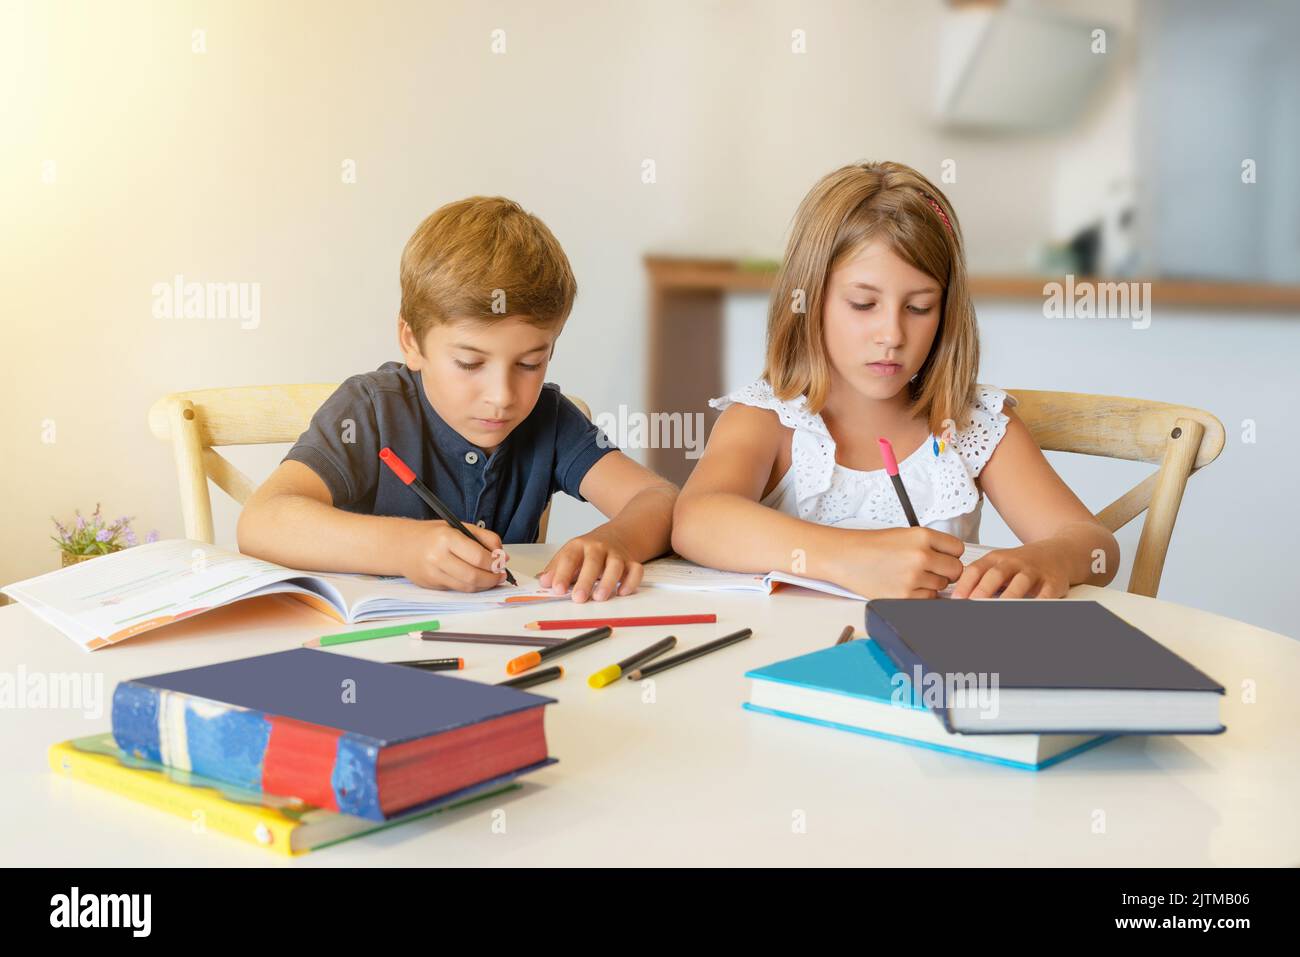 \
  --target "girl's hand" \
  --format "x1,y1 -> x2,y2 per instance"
949,542 -> 1072,599
827,527 -> 967,599
538,527 -> 644,603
